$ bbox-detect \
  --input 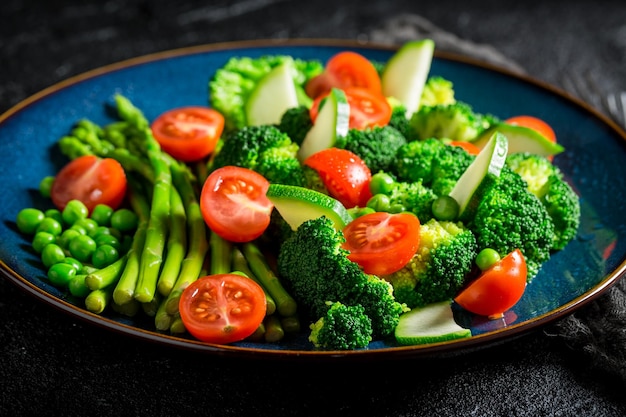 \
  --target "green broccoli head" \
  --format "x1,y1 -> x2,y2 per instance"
392,138 -> 447,184
386,180 -> 437,223
538,174 -> 581,250
209,55 -> 323,131
506,152 -> 560,196
468,167 -> 556,279
210,125 -> 305,185
309,301 -> 373,350
382,218 -> 478,308
430,144 -> 476,196
302,165 -> 329,195
335,126 -> 408,174
277,105 -> 313,146
388,103 -> 413,140
277,216 -> 405,339
419,76 -> 456,107
409,101 -> 492,142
